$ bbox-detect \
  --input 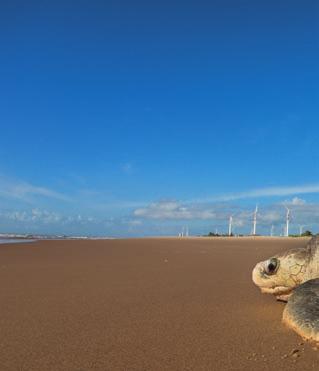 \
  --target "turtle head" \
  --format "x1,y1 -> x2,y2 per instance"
252,248 -> 309,299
